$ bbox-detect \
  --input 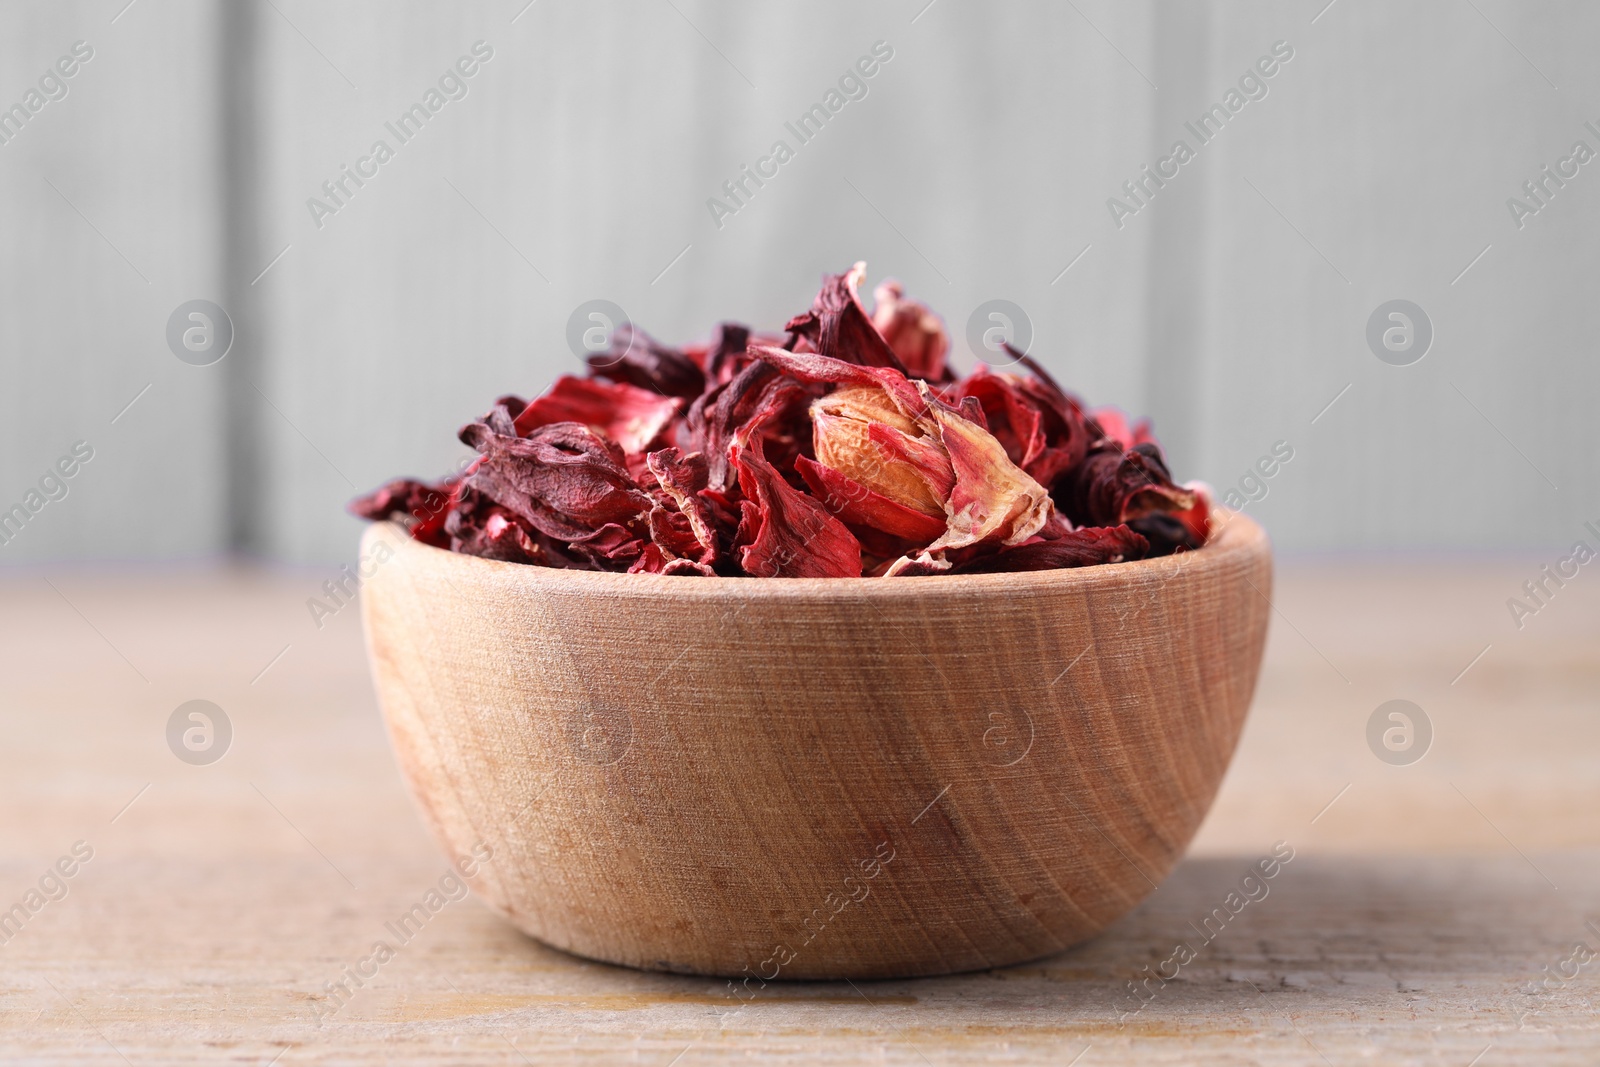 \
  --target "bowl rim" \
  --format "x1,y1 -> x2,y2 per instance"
363,507 -> 1268,601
